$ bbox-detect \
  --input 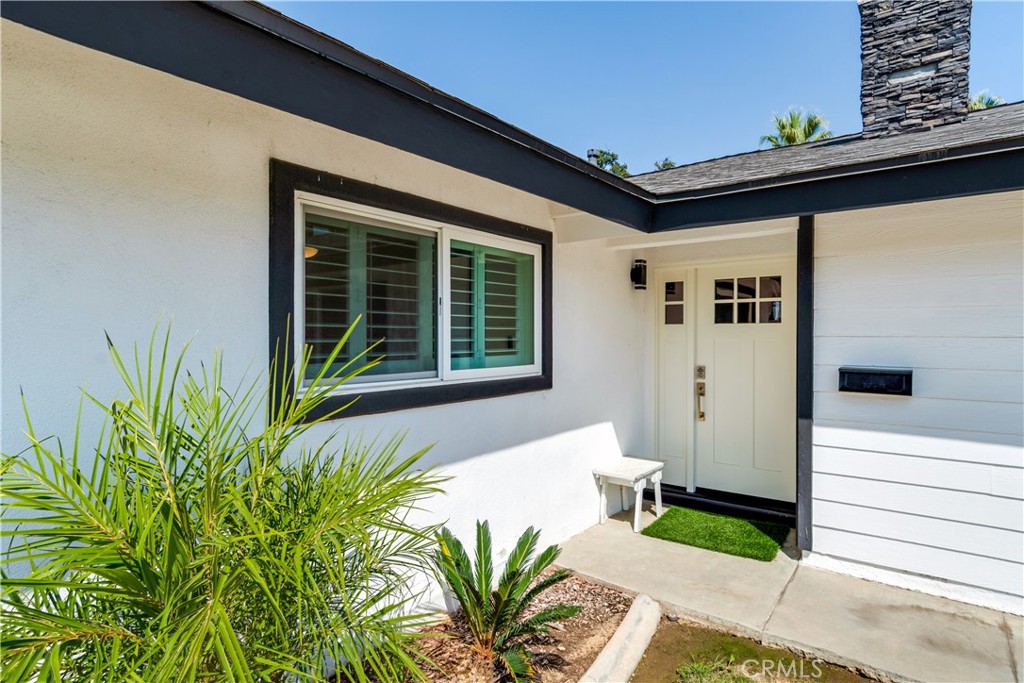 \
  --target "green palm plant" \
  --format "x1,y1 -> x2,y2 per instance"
1,319 -> 445,682
969,91 -> 1005,111
760,108 -> 833,148
433,521 -> 580,682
